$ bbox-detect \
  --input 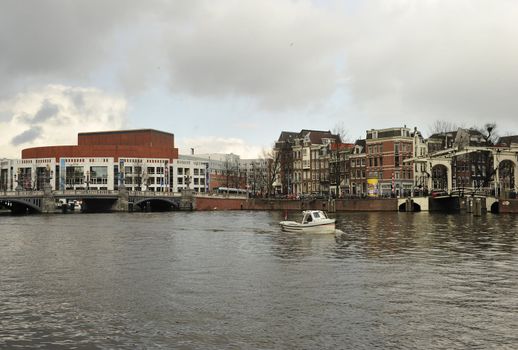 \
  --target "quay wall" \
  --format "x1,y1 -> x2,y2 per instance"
195,196 -> 247,211
499,199 -> 518,213
335,198 -> 397,211
194,196 -> 398,212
